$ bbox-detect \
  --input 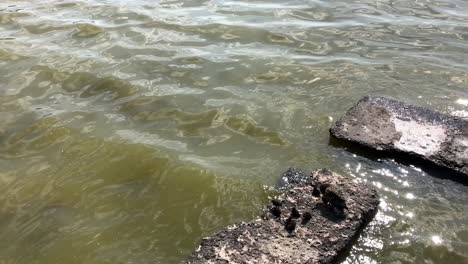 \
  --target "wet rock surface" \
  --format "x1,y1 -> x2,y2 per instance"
331,96 -> 468,177
186,169 -> 379,264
